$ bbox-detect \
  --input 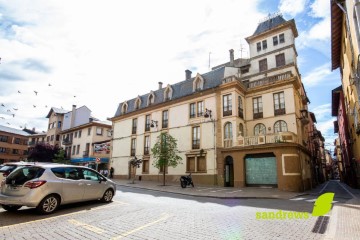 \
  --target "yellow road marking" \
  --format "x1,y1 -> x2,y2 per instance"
68,219 -> 105,234
0,201 -> 126,229
111,213 -> 170,240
